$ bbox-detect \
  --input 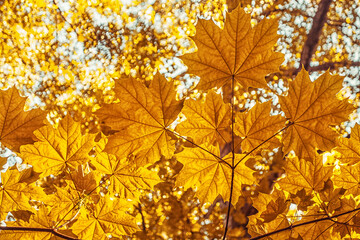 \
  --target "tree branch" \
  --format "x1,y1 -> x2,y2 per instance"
296,0 -> 333,74
250,207 -> 360,240
0,226 -> 78,240
308,61 -> 360,71
282,61 -> 360,77
52,0 -> 79,36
